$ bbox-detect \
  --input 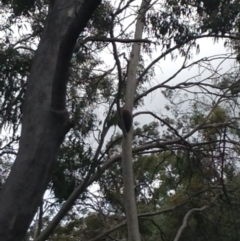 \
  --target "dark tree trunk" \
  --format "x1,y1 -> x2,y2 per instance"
0,1 -> 101,240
